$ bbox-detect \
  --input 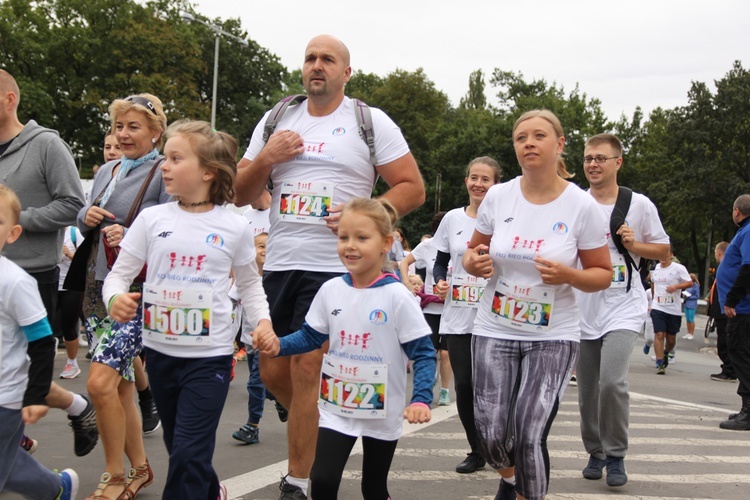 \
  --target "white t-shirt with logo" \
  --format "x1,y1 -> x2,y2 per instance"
650,261 -> 691,316
0,257 -> 48,409
576,192 -> 670,339
432,208 -> 480,334
243,97 -> 410,272
473,178 -> 608,341
410,238 -> 444,315
305,276 -> 431,441
243,207 -> 271,237
107,203 -> 270,358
